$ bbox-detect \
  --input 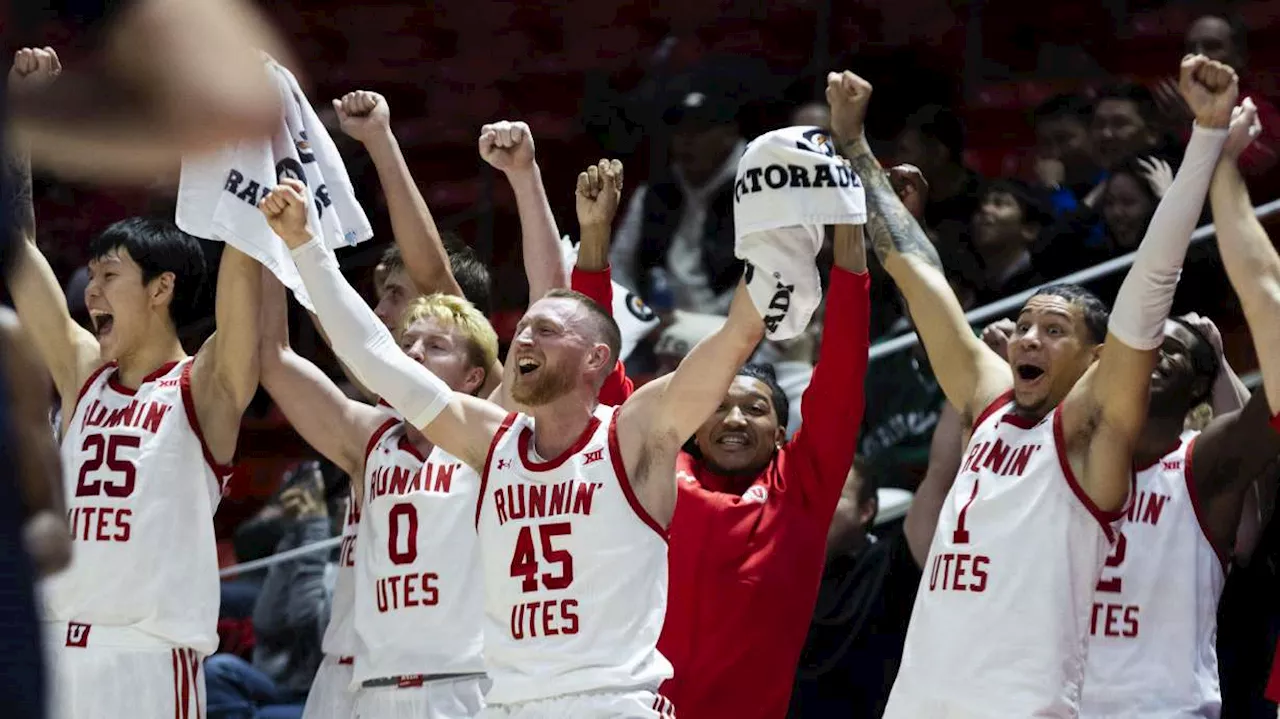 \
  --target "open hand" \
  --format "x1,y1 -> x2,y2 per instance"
575,159 -> 624,229
1136,156 -> 1174,198
981,318 -> 1016,360
1178,54 -> 1239,129
1179,312 -> 1225,360
1222,97 -> 1262,161
259,178 -> 313,248
332,90 -> 391,144
479,121 -> 536,173
9,47 -> 61,92
825,71 -> 874,146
